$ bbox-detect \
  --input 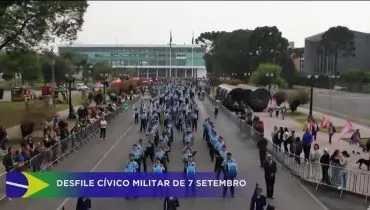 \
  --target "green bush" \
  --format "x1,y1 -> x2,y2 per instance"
272,91 -> 287,105
250,63 -> 287,88
287,89 -> 309,112
289,100 -> 300,112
